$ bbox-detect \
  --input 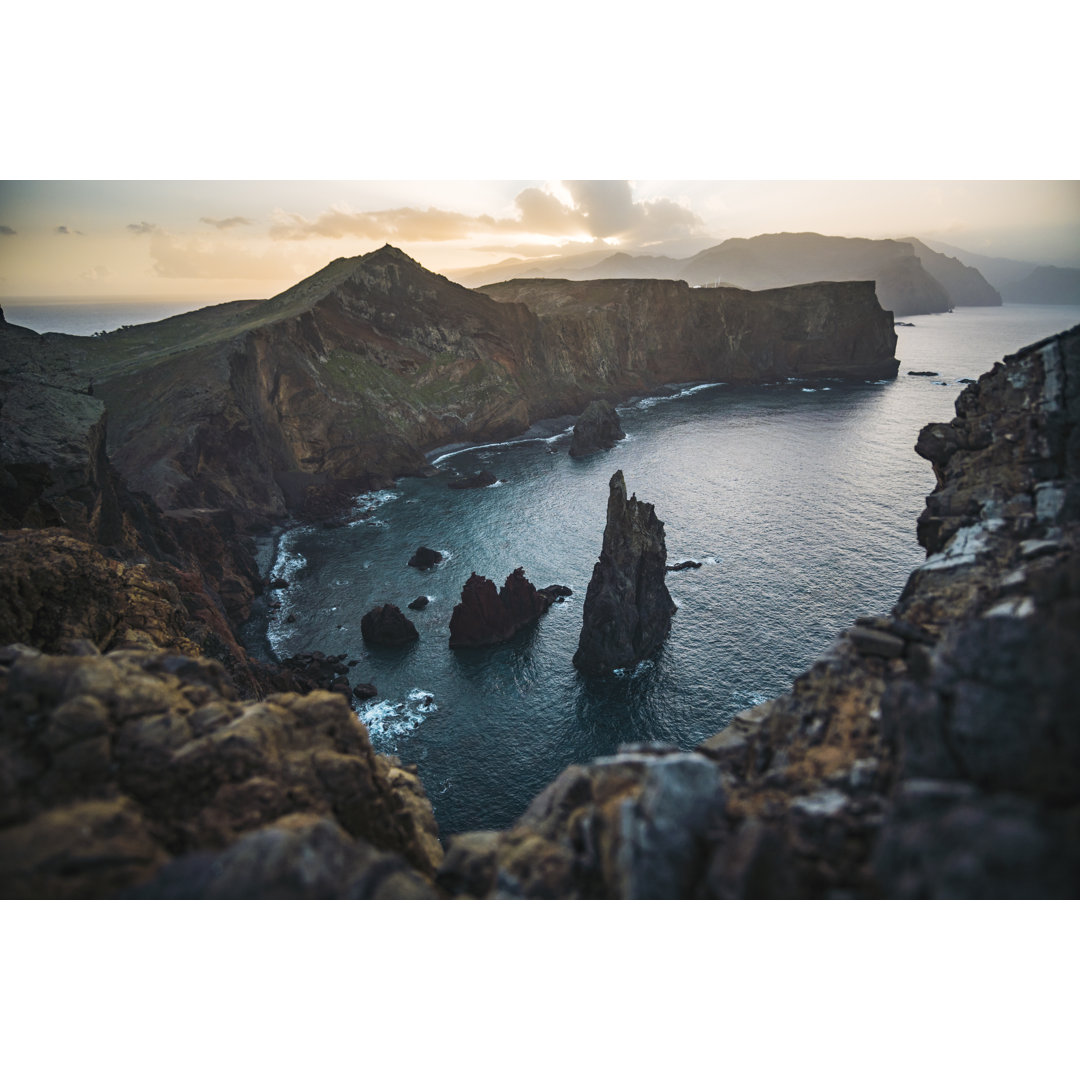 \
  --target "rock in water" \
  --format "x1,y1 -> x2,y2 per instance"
449,568 -> 553,648
573,471 -> 676,674
360,605 -> 419,647
568,401 -> 625,458
408,546 -> 443,569
447,470 -> 498,490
